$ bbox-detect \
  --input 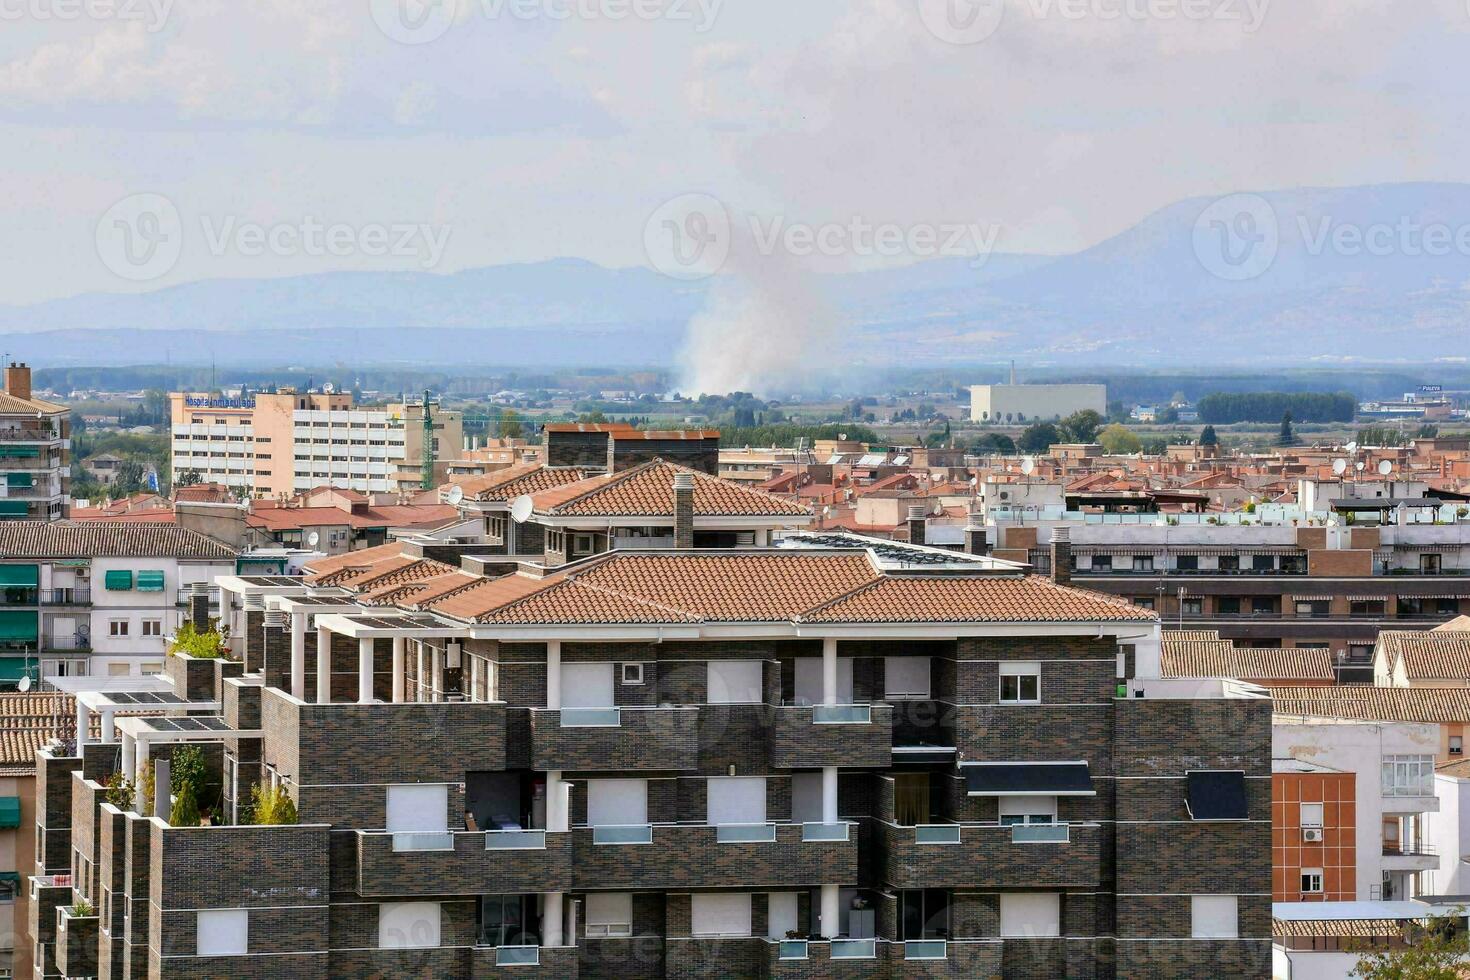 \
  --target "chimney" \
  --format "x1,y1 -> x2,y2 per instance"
673,472 -> 695,549
964,511 -> 989,556
1049,526 -> 1072,586
5,362 -> 30,402
907,505 -> 926,547
189,582 -> 211,631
